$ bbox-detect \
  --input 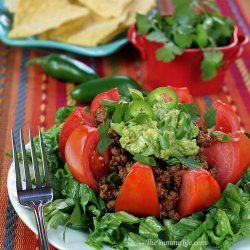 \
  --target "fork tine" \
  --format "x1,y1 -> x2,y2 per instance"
11,130 -> 23,191
20,130 -> 32,190
39,127 -> 51,187
29,129 -> 42,188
